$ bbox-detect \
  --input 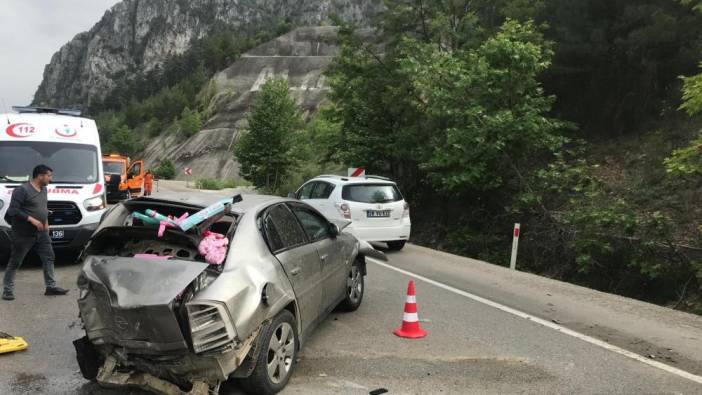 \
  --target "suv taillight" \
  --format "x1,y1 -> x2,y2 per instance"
337,203 -> 351,219
403,202 -> 410,217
